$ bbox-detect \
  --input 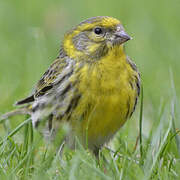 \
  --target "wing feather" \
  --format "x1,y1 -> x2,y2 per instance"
16,57 -> 68,106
